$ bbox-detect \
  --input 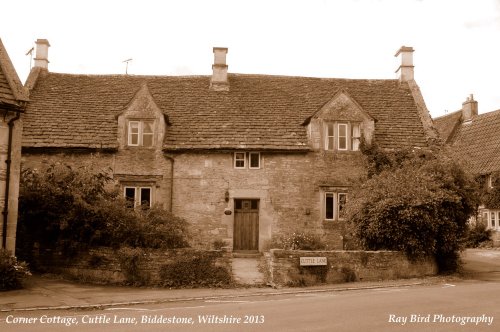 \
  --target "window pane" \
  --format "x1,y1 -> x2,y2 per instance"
140,188 -> 151,208
142,133 -> 153,147
143,121 -> 154,134
327,124 -> 334,150
338,124 -> 348,150
352,124 -> 360,151
125,187 -> 136,208
128,122 -> 139,146
328,137 -> 334,150
338,137 -> 347,150
338,193 -> 347,219
325,193 -> 334,220
251,200 -> 259,209
249,152 -> 260,168
235,200 -> 242,210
